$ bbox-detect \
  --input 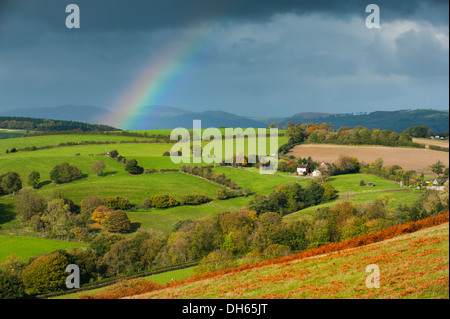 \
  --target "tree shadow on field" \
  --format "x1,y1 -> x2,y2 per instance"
129,222 -> 141,233
0,202 -> 16,225
37,180 -> 52,189
102,171 -> 119,177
